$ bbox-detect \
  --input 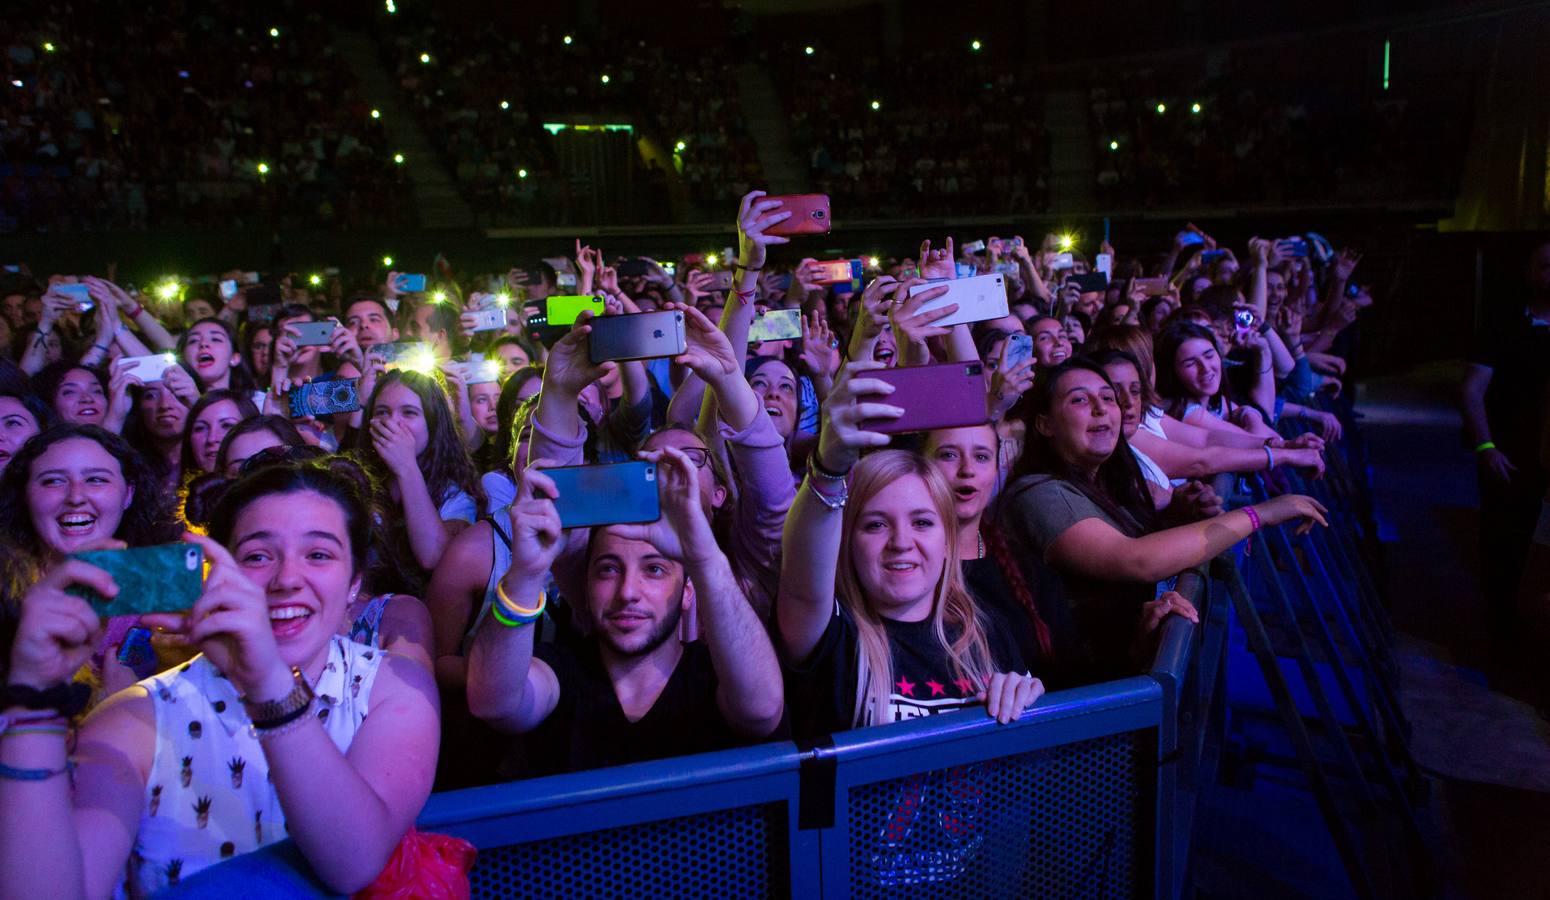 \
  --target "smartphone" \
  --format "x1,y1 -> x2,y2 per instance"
546,461 -> 660,529
240,271 -> 261,285
68,544 -> 204,617
248,303 -> 280,324
812,259 -> 854,285
1277,237 -> 1309,258
1050,252 -> 1075,271
1004,333 -> 1034,371
448,357 -> 501,385
906,273 -> 1009,328
395,273 -> 427,293
288,378 -> 361,418
588,310 -> 686,364
219,279 -> 239,301
1135,276 -> 1171,297
56,283 -> 93,312
369,341 -> 432,369
748,308 -> 803,343
288,320 -> 337,347
961,240 -> 987,254
1095,253 -> 1113,277
858,362 -> 990,435
764,194 -> 831,236
116,625 -> 157,675
1199,249 -> 1228,264
616,259 -> 652,278
1070,273 -> 1109,293
116,353 -> 178,383
555,272 -> 578,290
704,271 -> 735,292
1177,232 -> 1205,248
660,261 -> 677,277
544,295 -> 607,326
467,308 -> 506,332
954,262 -> 976,278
